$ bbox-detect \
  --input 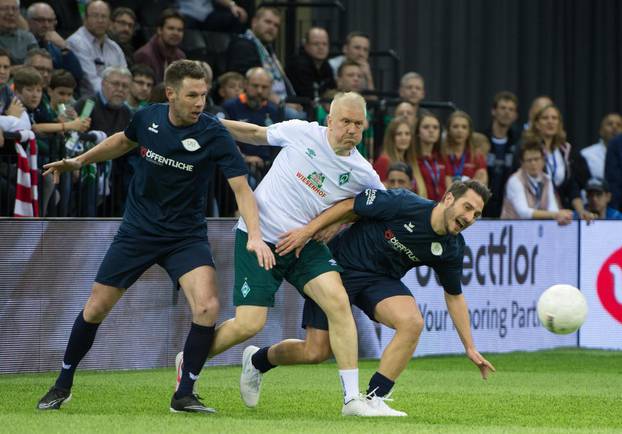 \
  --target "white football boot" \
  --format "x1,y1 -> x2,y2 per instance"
366,390 -> 408,417
341,395 -> 382,416
240,345 -> 262,407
